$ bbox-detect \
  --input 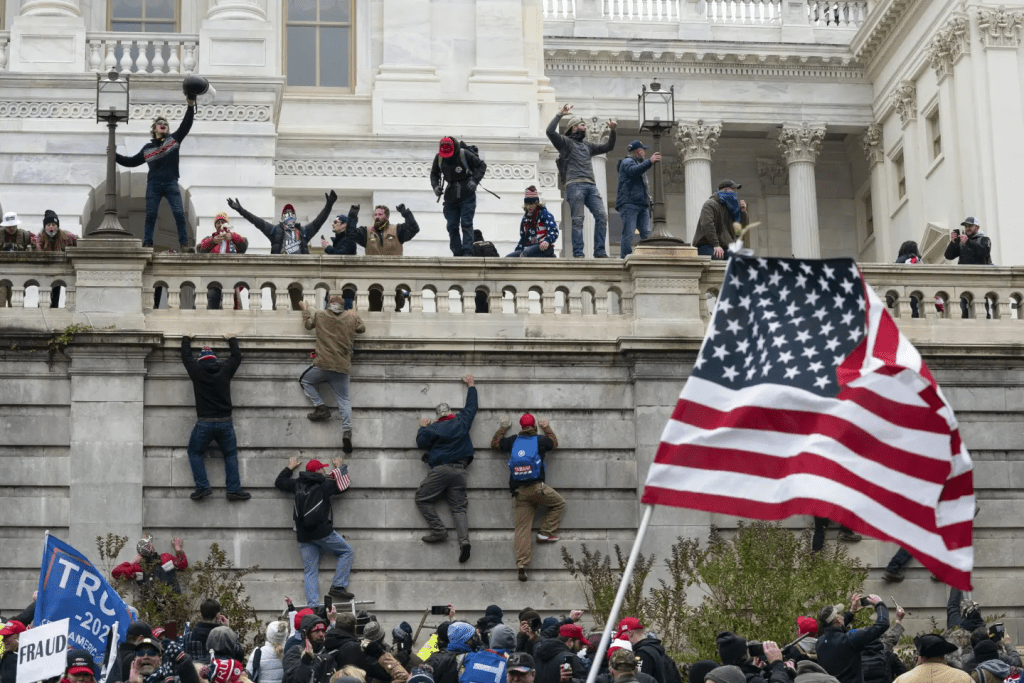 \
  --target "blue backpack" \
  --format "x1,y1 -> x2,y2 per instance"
508,435 -> 543,482
460,650 -> 507,683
